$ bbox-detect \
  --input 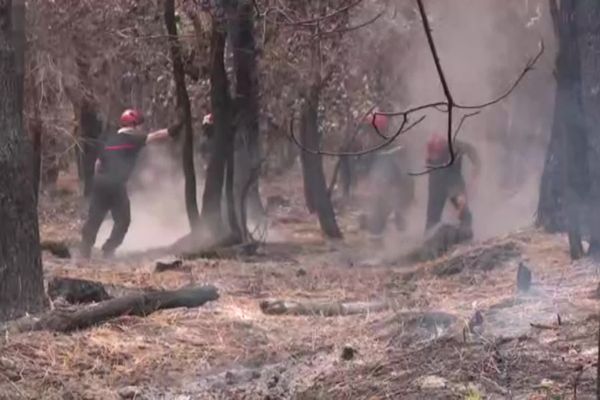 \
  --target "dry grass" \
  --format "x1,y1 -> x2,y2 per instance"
3,174 -> 600,399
